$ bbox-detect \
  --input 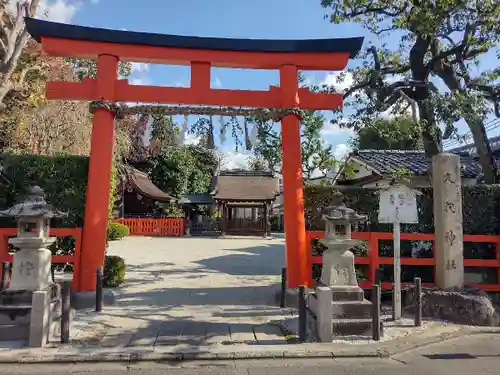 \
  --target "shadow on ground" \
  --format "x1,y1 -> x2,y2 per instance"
195,243 -> 285,276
